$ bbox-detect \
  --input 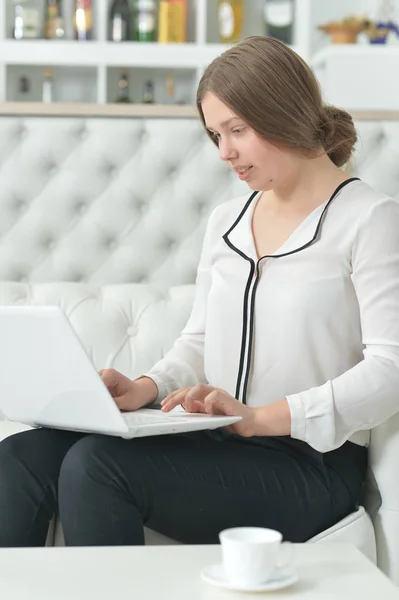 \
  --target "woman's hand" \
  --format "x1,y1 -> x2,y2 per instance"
160,383 -> 255,437
99,369 -> 157,411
